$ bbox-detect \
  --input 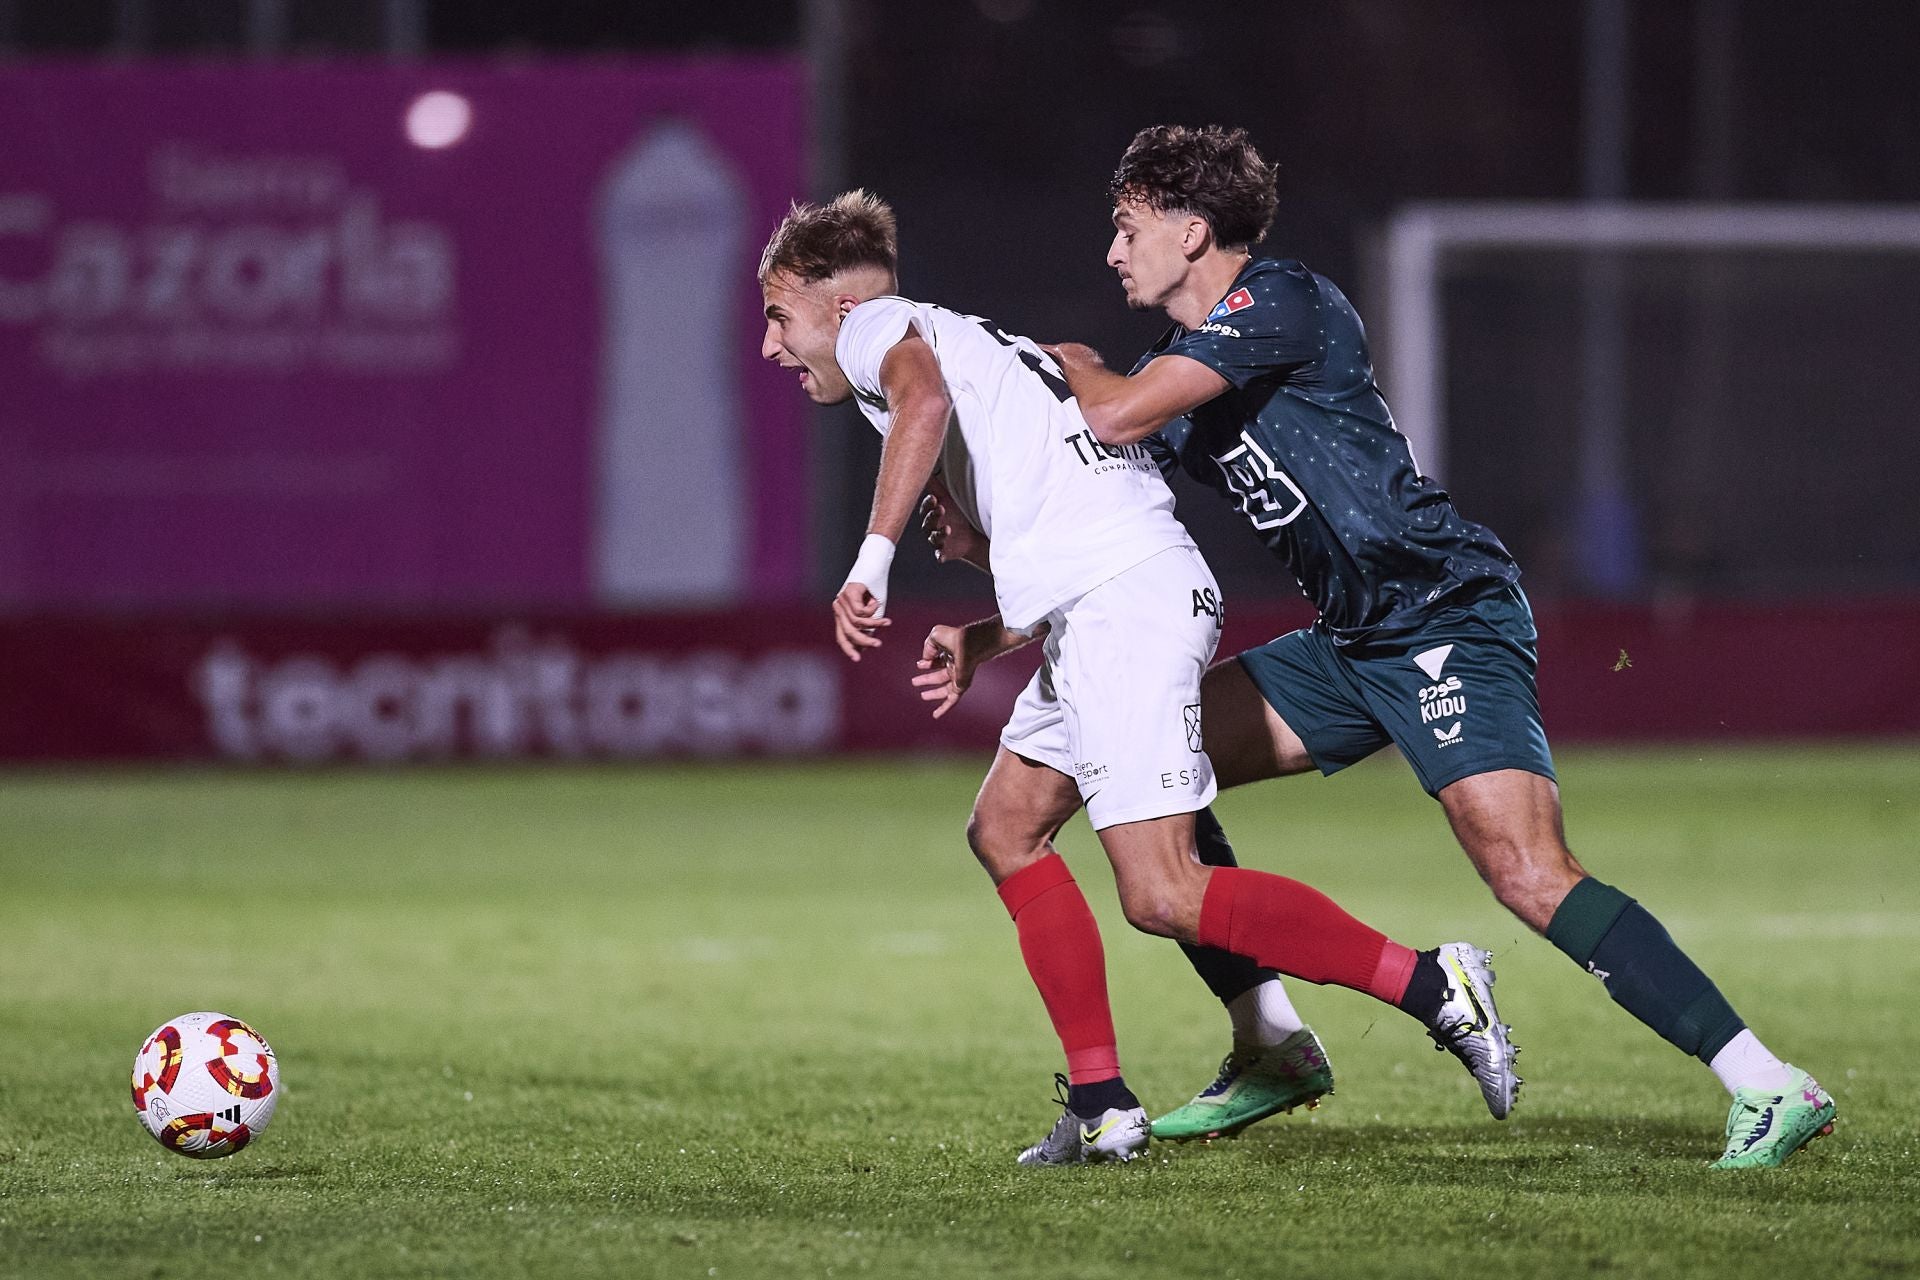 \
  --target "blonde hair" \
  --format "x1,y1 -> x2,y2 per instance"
757,188 -> 898,284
